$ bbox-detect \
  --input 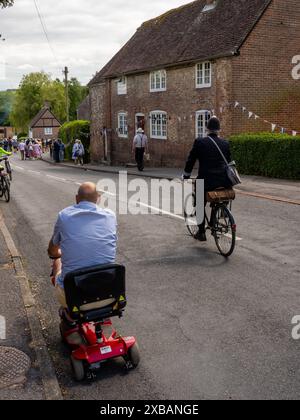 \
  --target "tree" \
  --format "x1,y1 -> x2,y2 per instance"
0,90 -> 15,126
0,0 -> 14,8
10,72 -> 66,132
